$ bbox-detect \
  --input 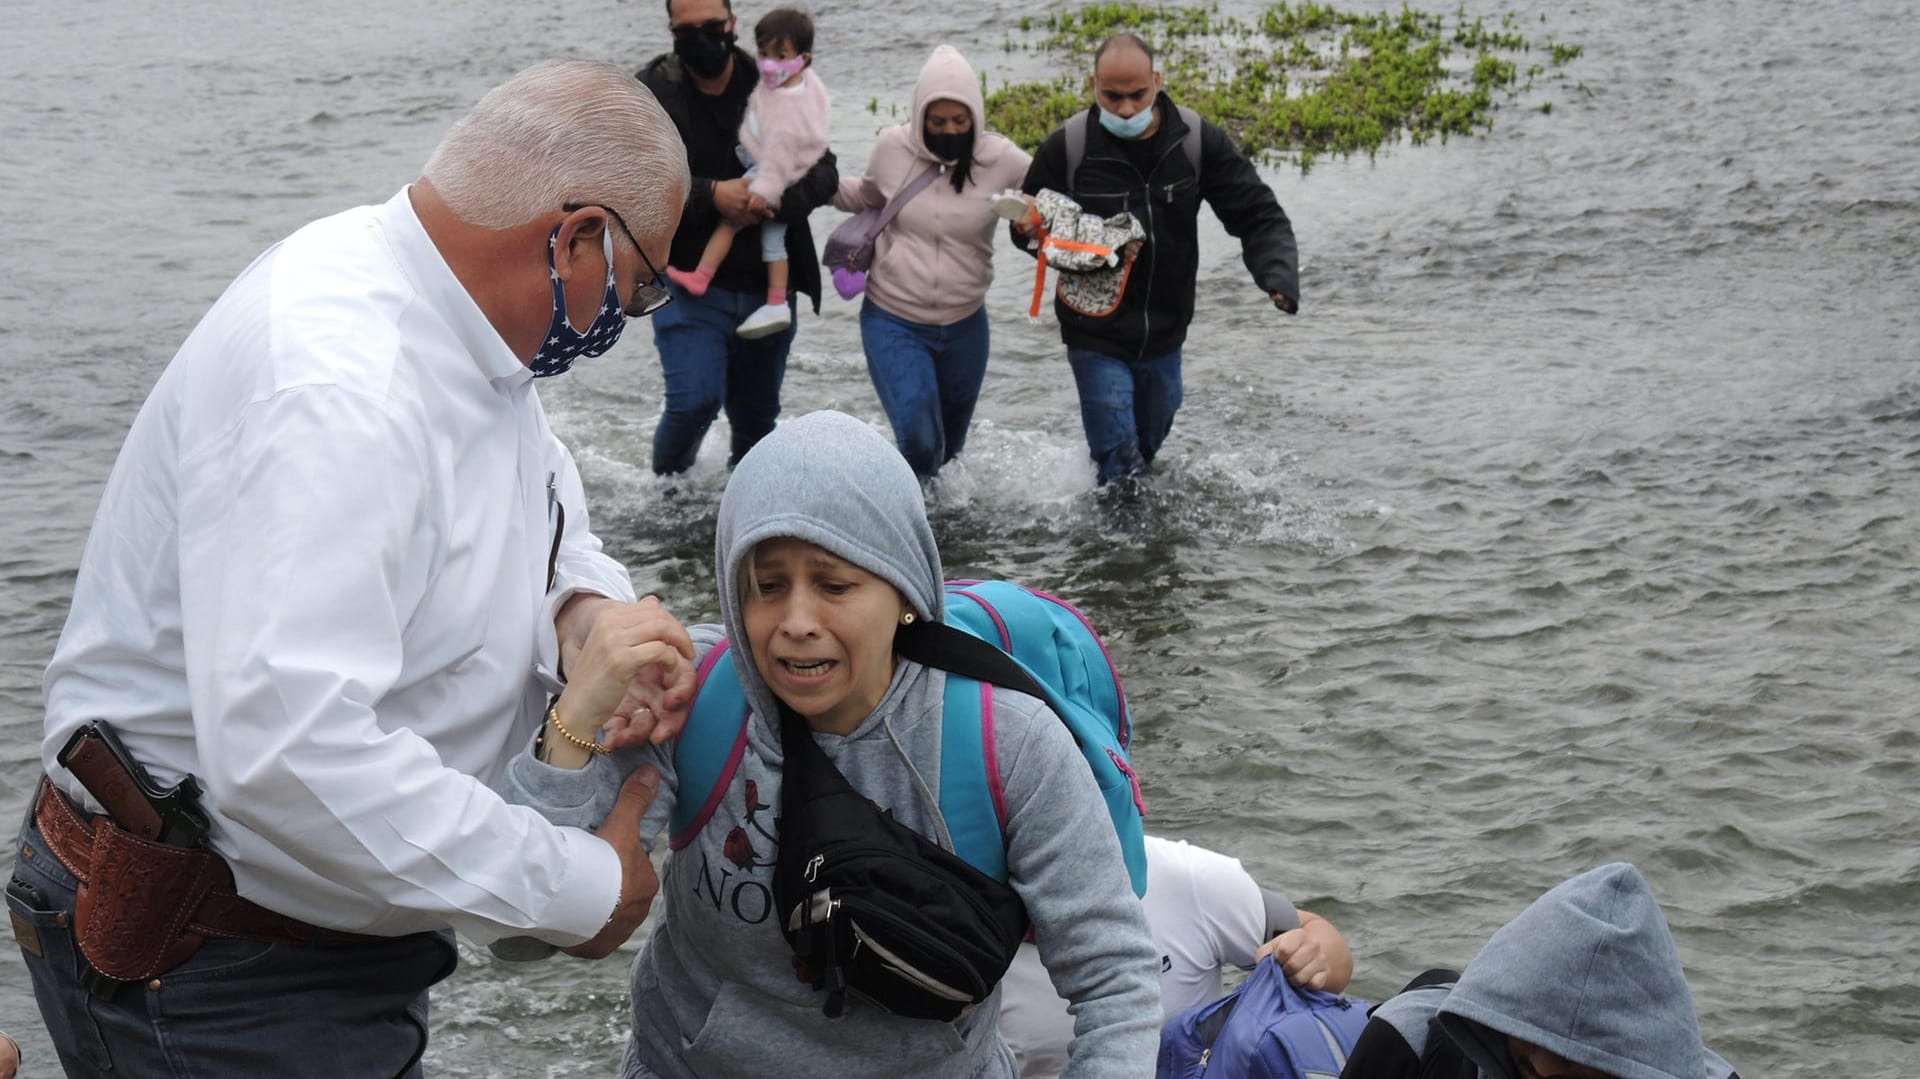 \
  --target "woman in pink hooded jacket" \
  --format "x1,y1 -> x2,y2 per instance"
832,45 -> 1032,480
